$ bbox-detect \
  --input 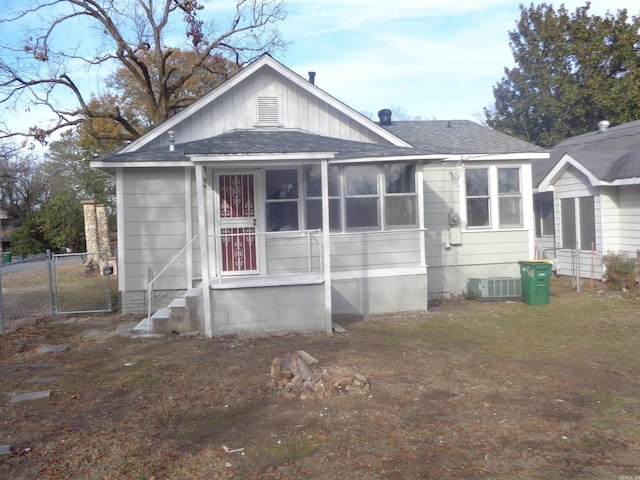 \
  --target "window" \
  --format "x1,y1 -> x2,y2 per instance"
304,165 -> 341,230
345,165 -> 379,229
384,164 -> 417,227
303,163 -> 417,231
265,170 -> 298,231
579,196 -> 596,250
465,168 -> 490,227
560,196 -> 595,249
498,167 -> 522,228
535,197 -> 554,236
560,198 -> 576,248
465,166 -> 523,229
